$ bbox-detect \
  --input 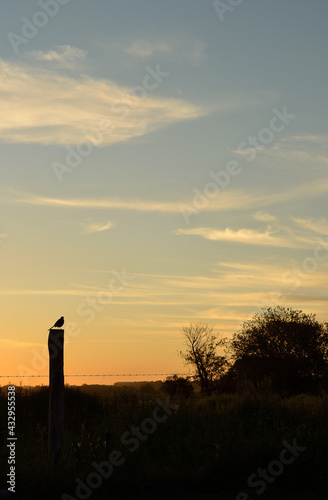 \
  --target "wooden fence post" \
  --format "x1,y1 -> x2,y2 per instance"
48,328 -> 64,463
